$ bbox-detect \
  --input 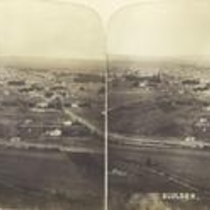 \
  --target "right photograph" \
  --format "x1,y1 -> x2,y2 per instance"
107,1 -> 210,210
